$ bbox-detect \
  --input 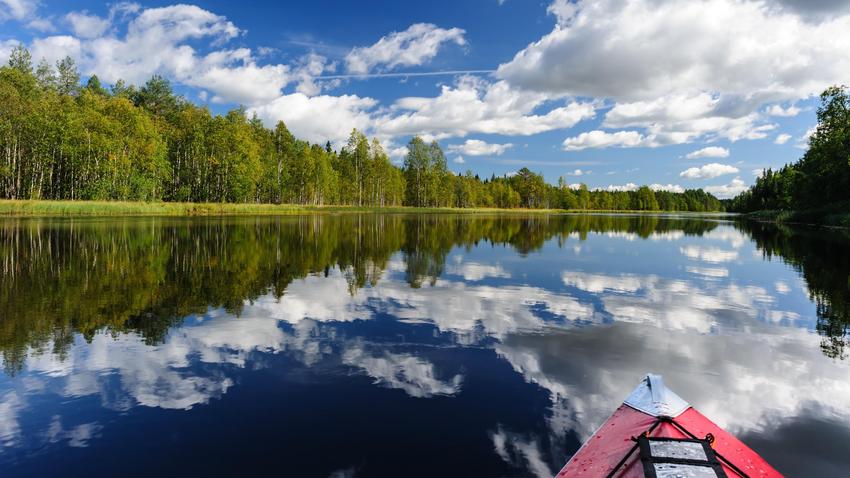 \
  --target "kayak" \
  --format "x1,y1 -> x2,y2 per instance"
556,374 -> 783,477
